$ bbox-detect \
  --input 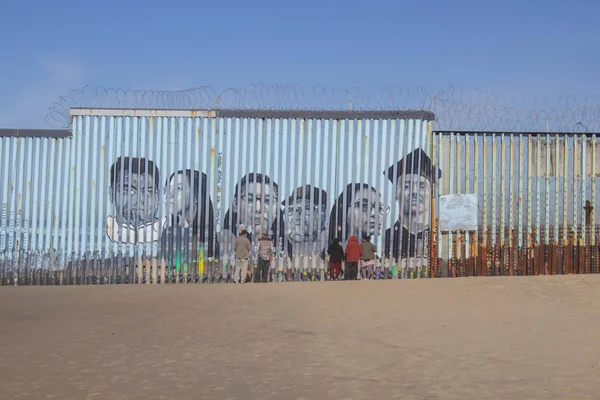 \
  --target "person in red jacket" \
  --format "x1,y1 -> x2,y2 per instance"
344,235 -> 362,281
